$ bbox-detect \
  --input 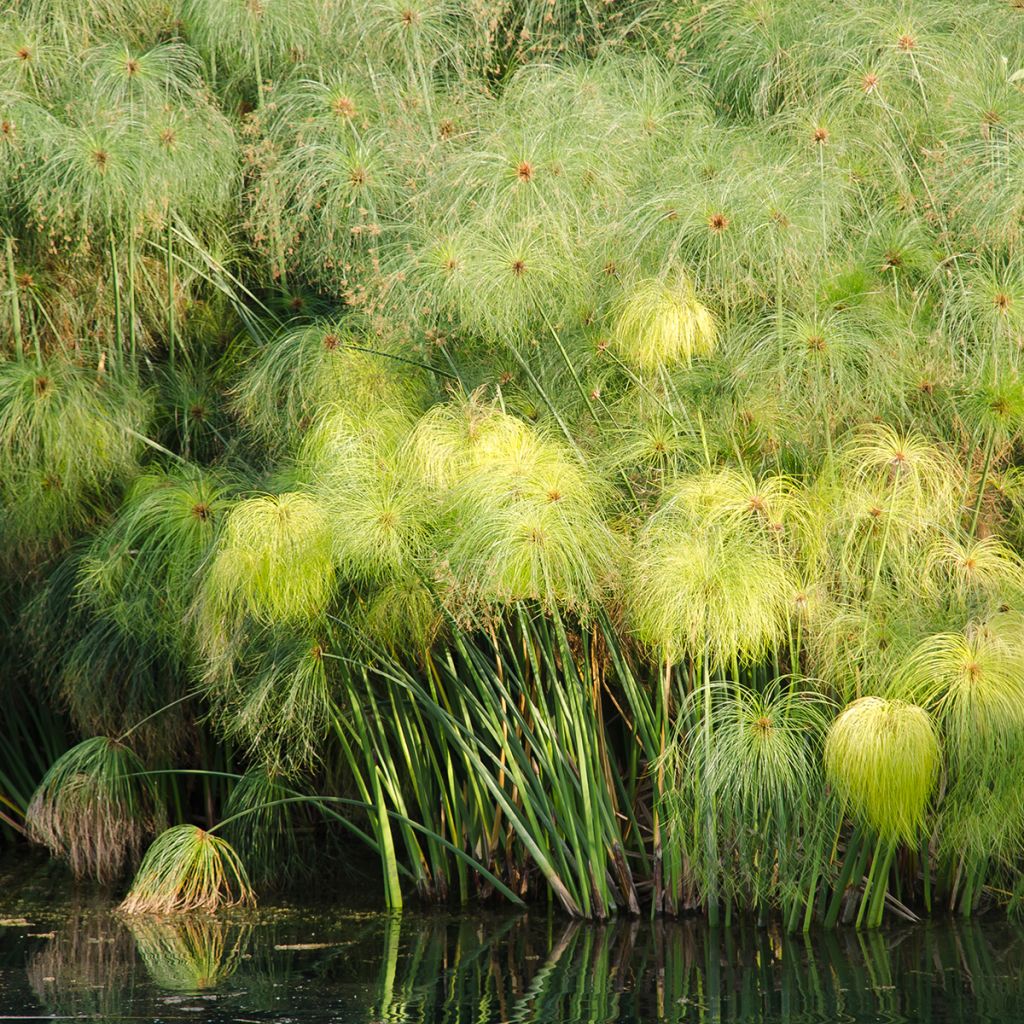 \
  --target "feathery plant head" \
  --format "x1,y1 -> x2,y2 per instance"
204,628 -> 335,777
180,0 -> 322,95
629,472 -> 796,666
357,572 -> 442,650
956,368 -> 1024,449
896,615 -> 1024,765
409,391 -> 535,490
454,221 -> 586,340
434,409 -> 619,616
79,467 -> 229,650
611,271 -> 717,371
232,319 -> 426,453
836,423 -> 962,548
923,535 -> 1024,607
951,256 -> 1024,343
701,681 -> 832,814
198,492 -> 335,660
0,358 -> 149,556
825,696 -> 939,844
83,41 -> 203,108
119,824 -> 255,914
26,736 -> 165,884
